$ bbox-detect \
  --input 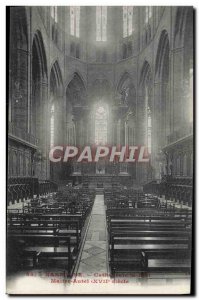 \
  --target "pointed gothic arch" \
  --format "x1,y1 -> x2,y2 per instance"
139,60 -> 152,153
66,72 -> 87,106
117,72 -> 136,106
155,30 -> 170,143
31,30 -> 48,138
